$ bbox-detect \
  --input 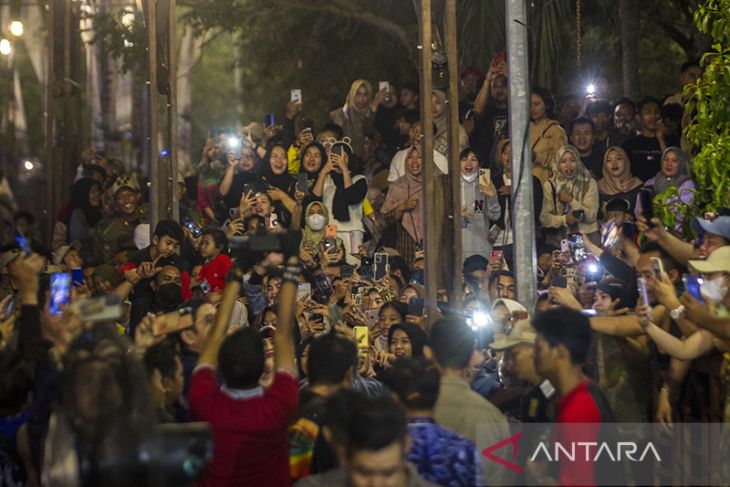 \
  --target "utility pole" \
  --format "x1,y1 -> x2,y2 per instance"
444,0 -> 462,306
417,0 -> 437,326
506,0 -> 537,311
144,0 -> 178,232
